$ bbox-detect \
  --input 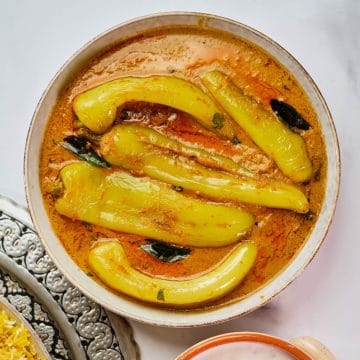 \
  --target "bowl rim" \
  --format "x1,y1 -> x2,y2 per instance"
175,331 -> 312,359
24,11 -> 341,327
